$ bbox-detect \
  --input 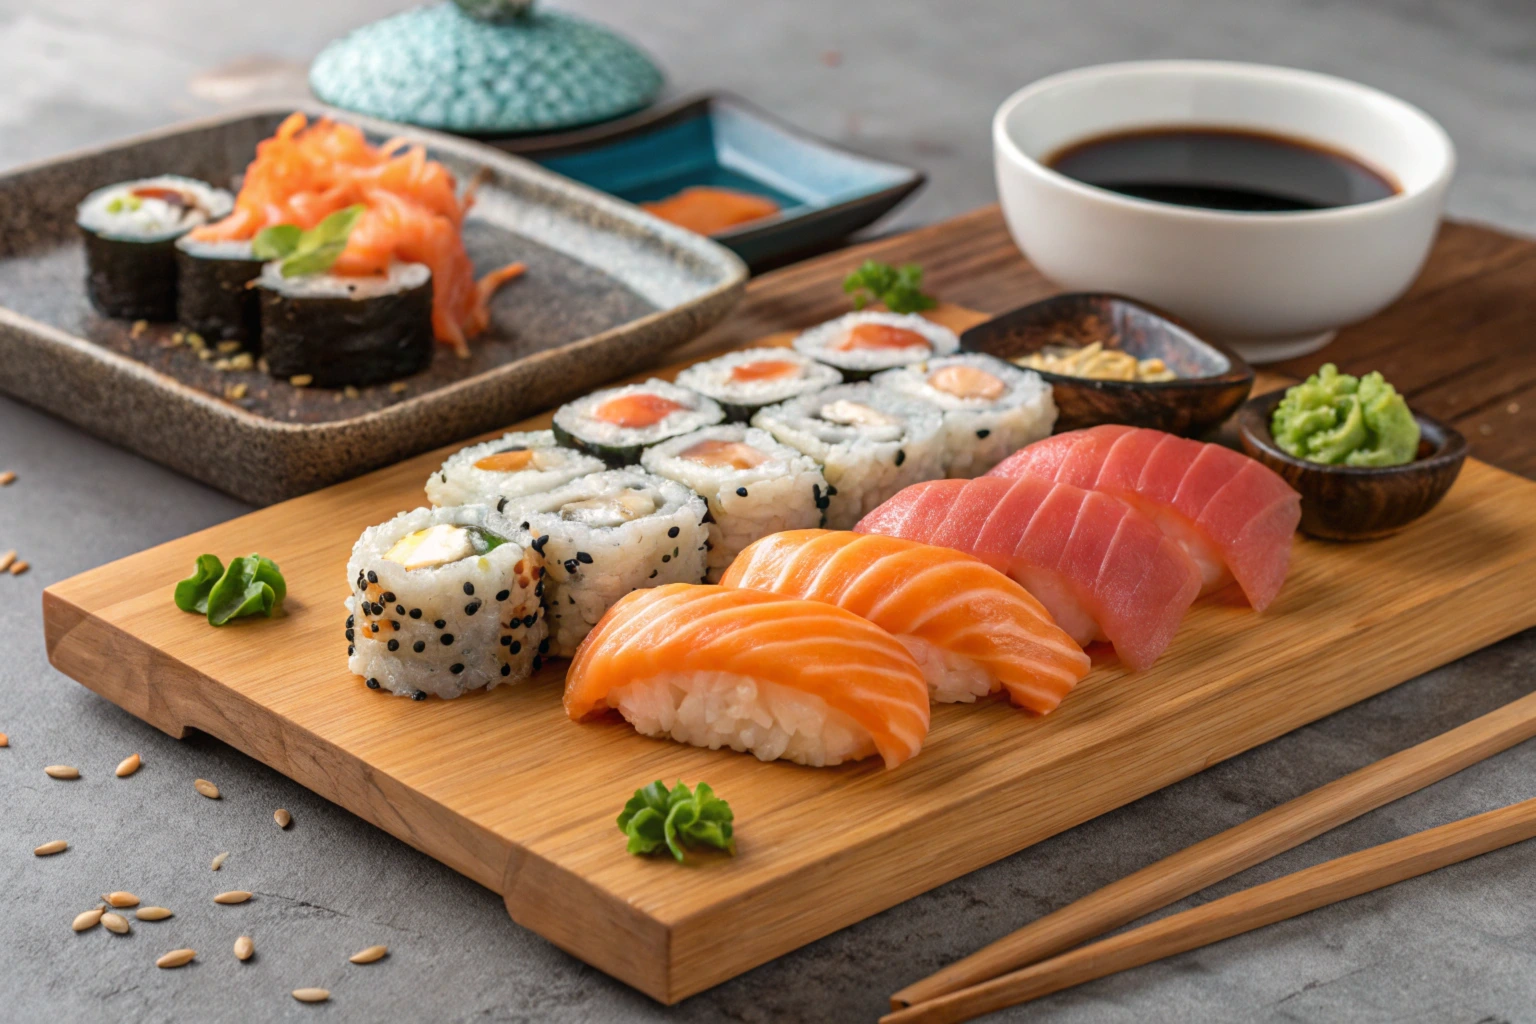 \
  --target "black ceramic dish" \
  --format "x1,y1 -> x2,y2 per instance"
1236,389 -> 1468,541
959,292 -> 1255,437
498,93 -> 925,271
